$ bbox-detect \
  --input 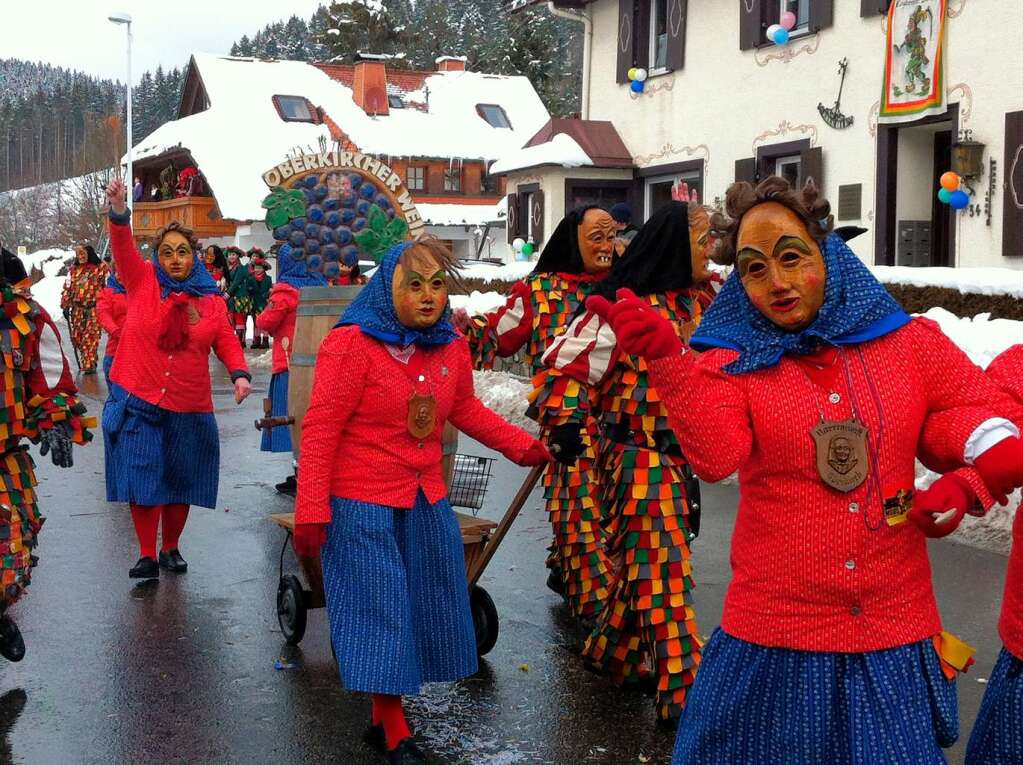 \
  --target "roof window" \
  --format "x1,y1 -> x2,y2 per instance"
272,95 -> 320,124
388,95 -> 405,109
477,104 -> 512,129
